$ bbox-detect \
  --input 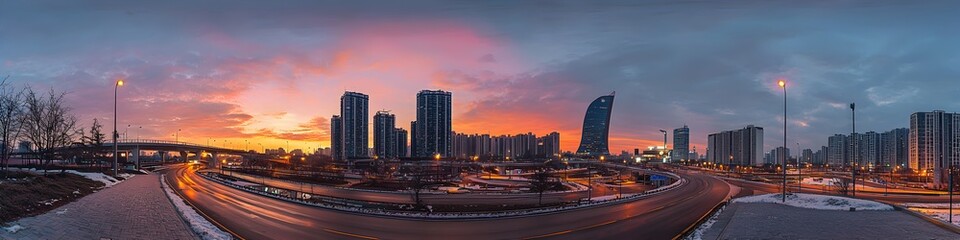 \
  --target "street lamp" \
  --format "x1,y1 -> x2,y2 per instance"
112,79 -> 124,177
851,102 -> 856,197
778,79 -> 787,203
